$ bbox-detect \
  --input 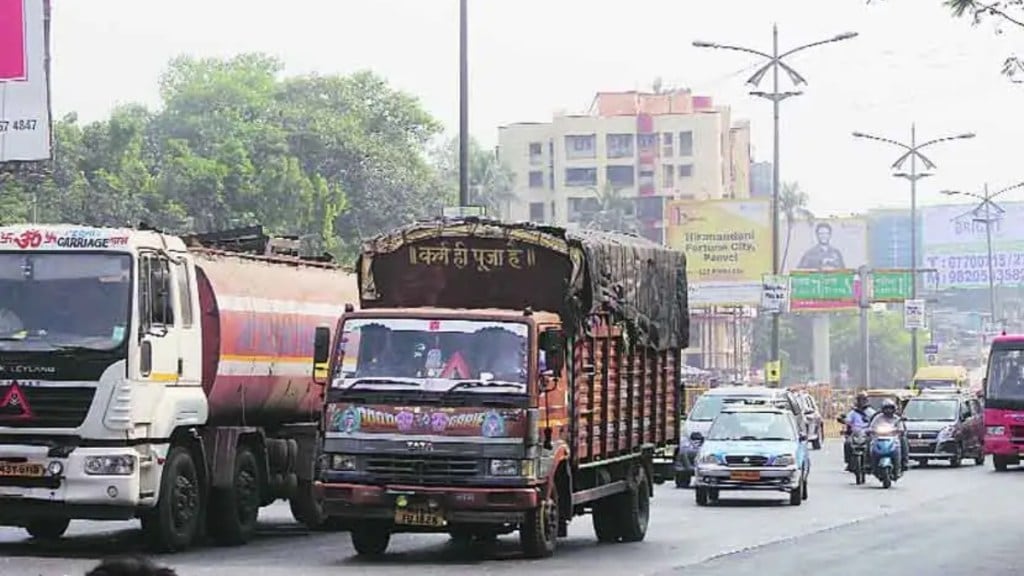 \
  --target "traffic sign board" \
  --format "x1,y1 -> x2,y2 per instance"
790,271 -> 855,300
924,343 -> 939,355
926,353 -> 938,364
904,299 -> 926,330
872,270 -> 913,302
